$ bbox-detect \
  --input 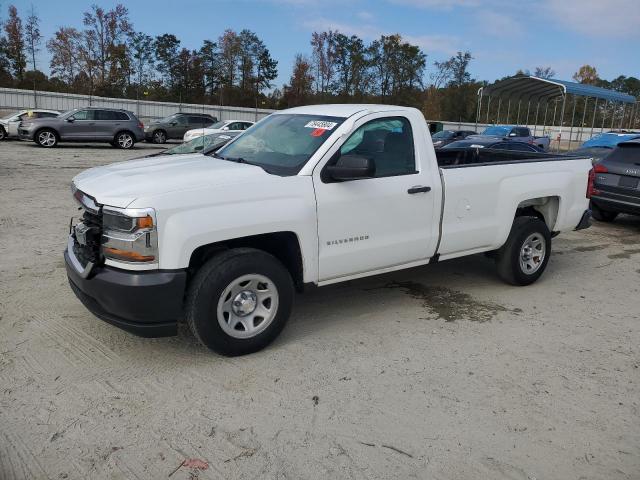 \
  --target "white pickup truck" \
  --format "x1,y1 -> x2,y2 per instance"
65,104 -> 593,356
